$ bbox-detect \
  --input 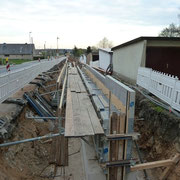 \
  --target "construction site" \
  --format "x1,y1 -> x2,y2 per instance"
0,53 -> 180,180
